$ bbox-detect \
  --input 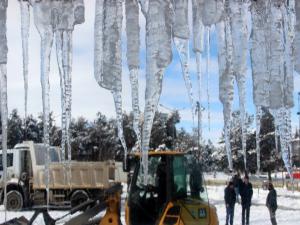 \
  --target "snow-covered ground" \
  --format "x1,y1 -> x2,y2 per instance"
0,185 -> 299,225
